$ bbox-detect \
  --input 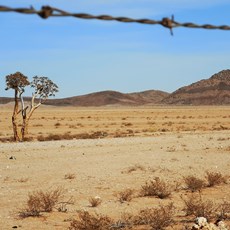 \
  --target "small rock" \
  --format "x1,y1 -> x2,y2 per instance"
217,221 -> 228,230
195,217 -> 208,227
9,156 -> 16,160
192,225 -> 199,230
